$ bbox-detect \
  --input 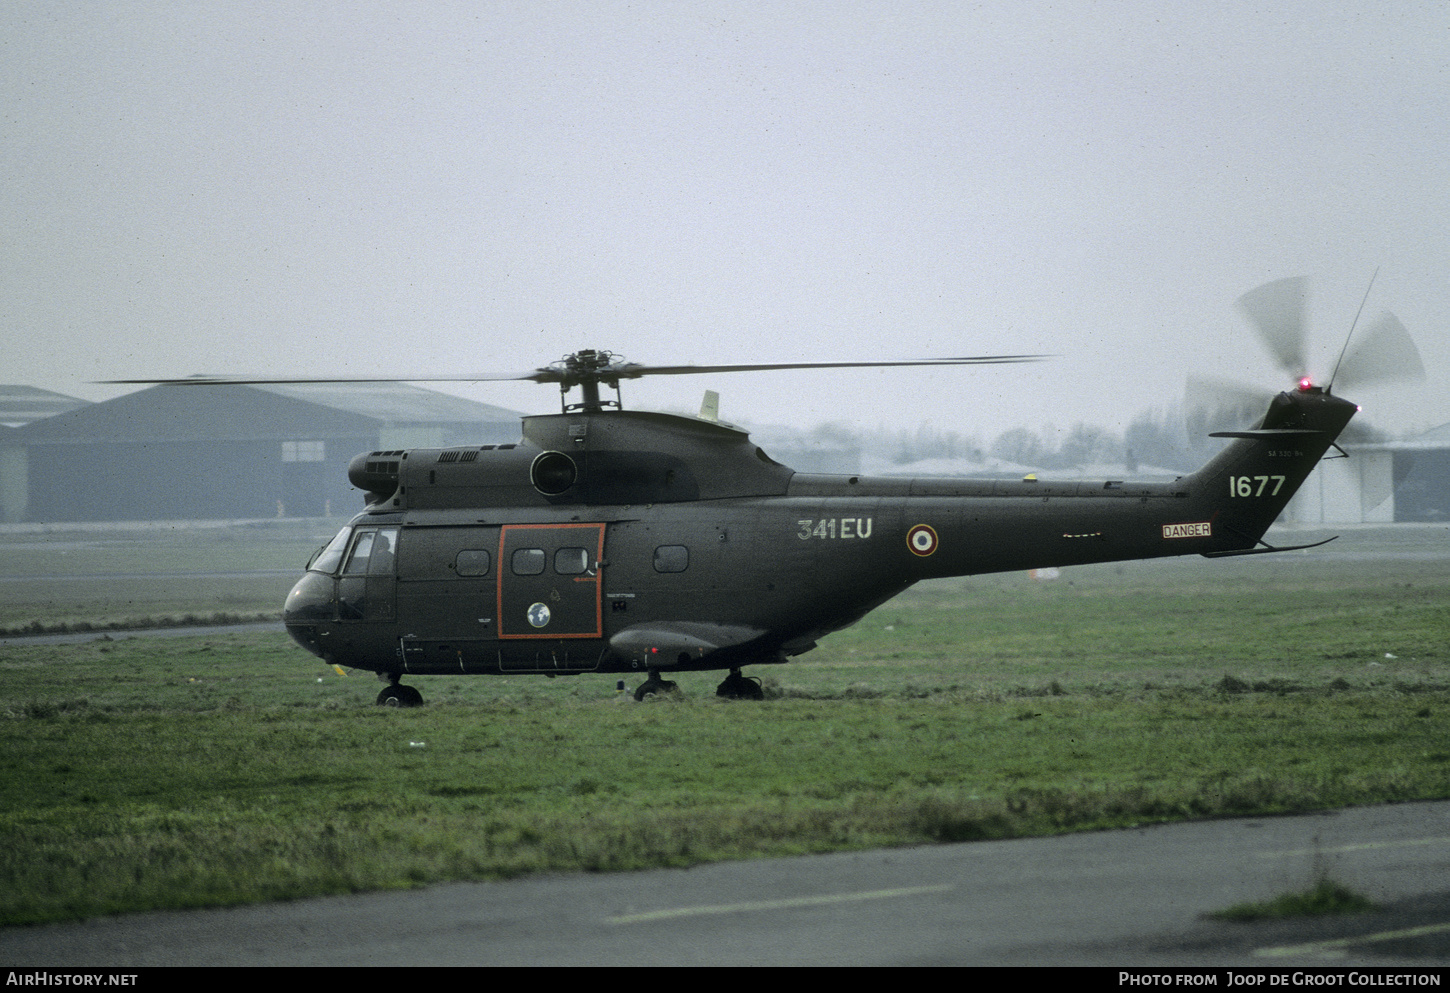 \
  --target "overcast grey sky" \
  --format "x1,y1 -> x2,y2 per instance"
4,1 -> 1448,443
